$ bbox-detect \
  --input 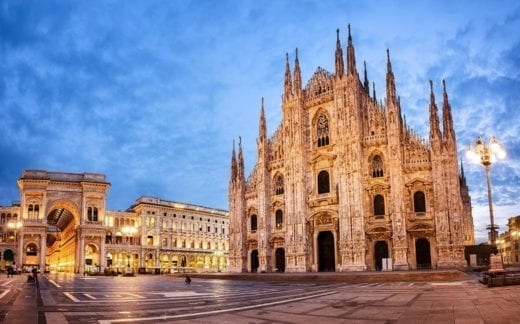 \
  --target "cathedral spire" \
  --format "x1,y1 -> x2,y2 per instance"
230,140 -> 237,182
459,159 -> 467,186
386,49 -> 397,102
346,24 -> 358,76
335,28 -> 344,78
428,80 -> 442,141
373,82 -> 376,101
283,53 -> 293,100
237,136 -> 245,181
442,79 -> 455,141
363,61 -> 369,94
293,48 -> 302,94
259,97 -> 267,142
